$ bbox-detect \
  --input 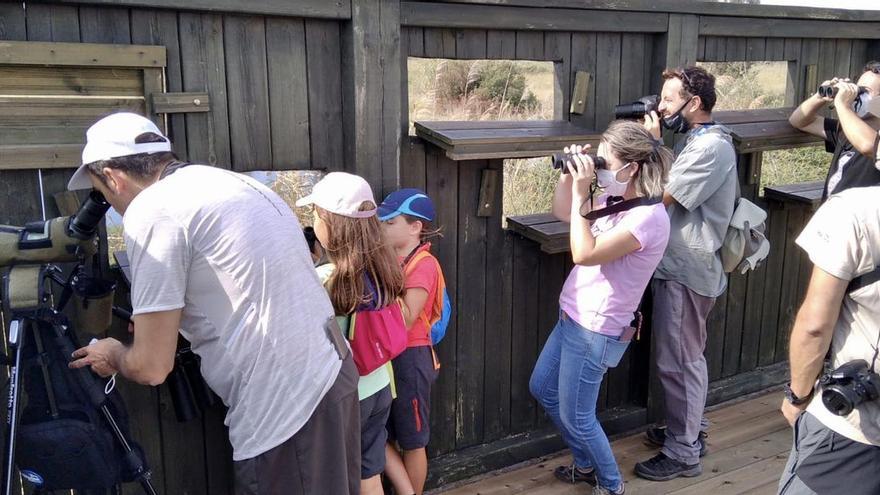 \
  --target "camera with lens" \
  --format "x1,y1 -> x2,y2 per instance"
817,84 -> 868,99
820,359 -> 880,416
551,152 -> 606,174
614,95 -> 660,120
